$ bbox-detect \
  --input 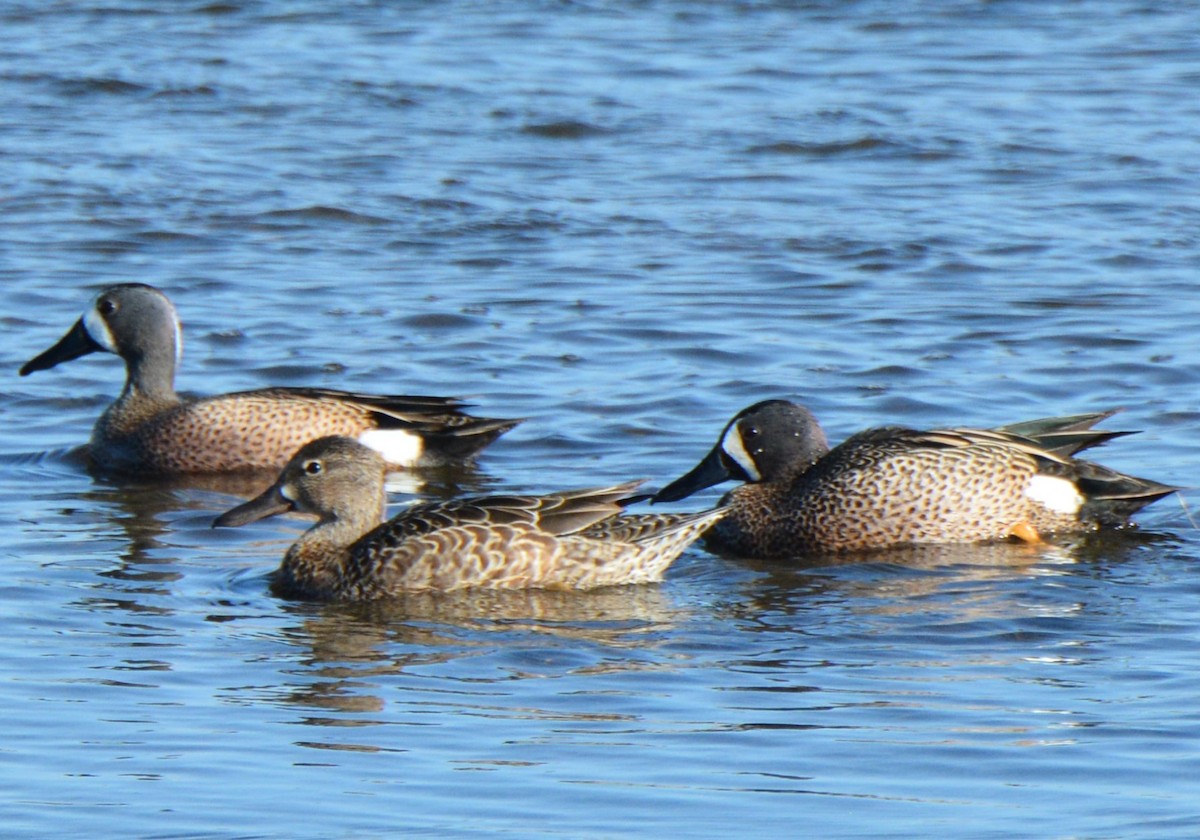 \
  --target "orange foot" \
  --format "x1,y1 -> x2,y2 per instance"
1007,520 -> 1043,544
